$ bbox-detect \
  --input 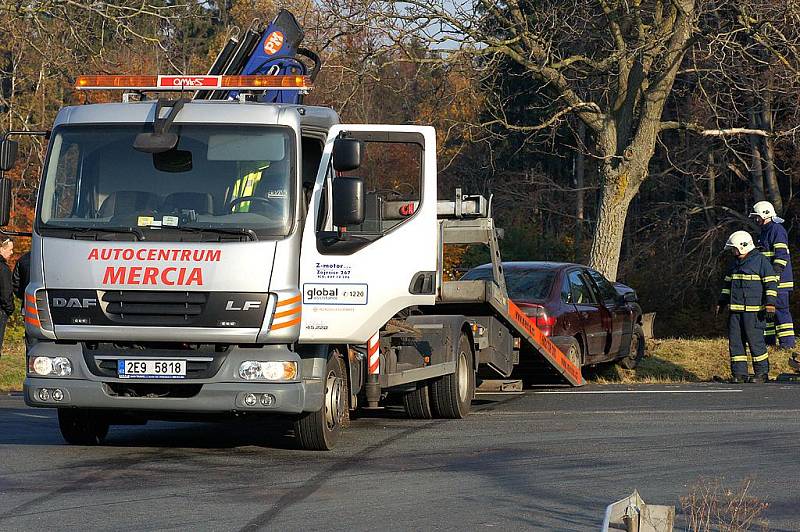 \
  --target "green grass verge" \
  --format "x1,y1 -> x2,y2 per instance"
0,320 -> 26,393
